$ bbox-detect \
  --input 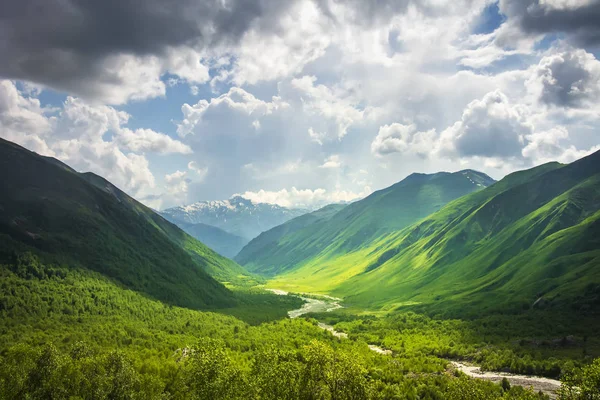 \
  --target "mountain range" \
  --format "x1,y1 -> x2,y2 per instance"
240,151 -> 600,315
0,138 -> 249,309
161,196 -> 308,256
3,134 -> 599,318
237,169 -> 496,276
